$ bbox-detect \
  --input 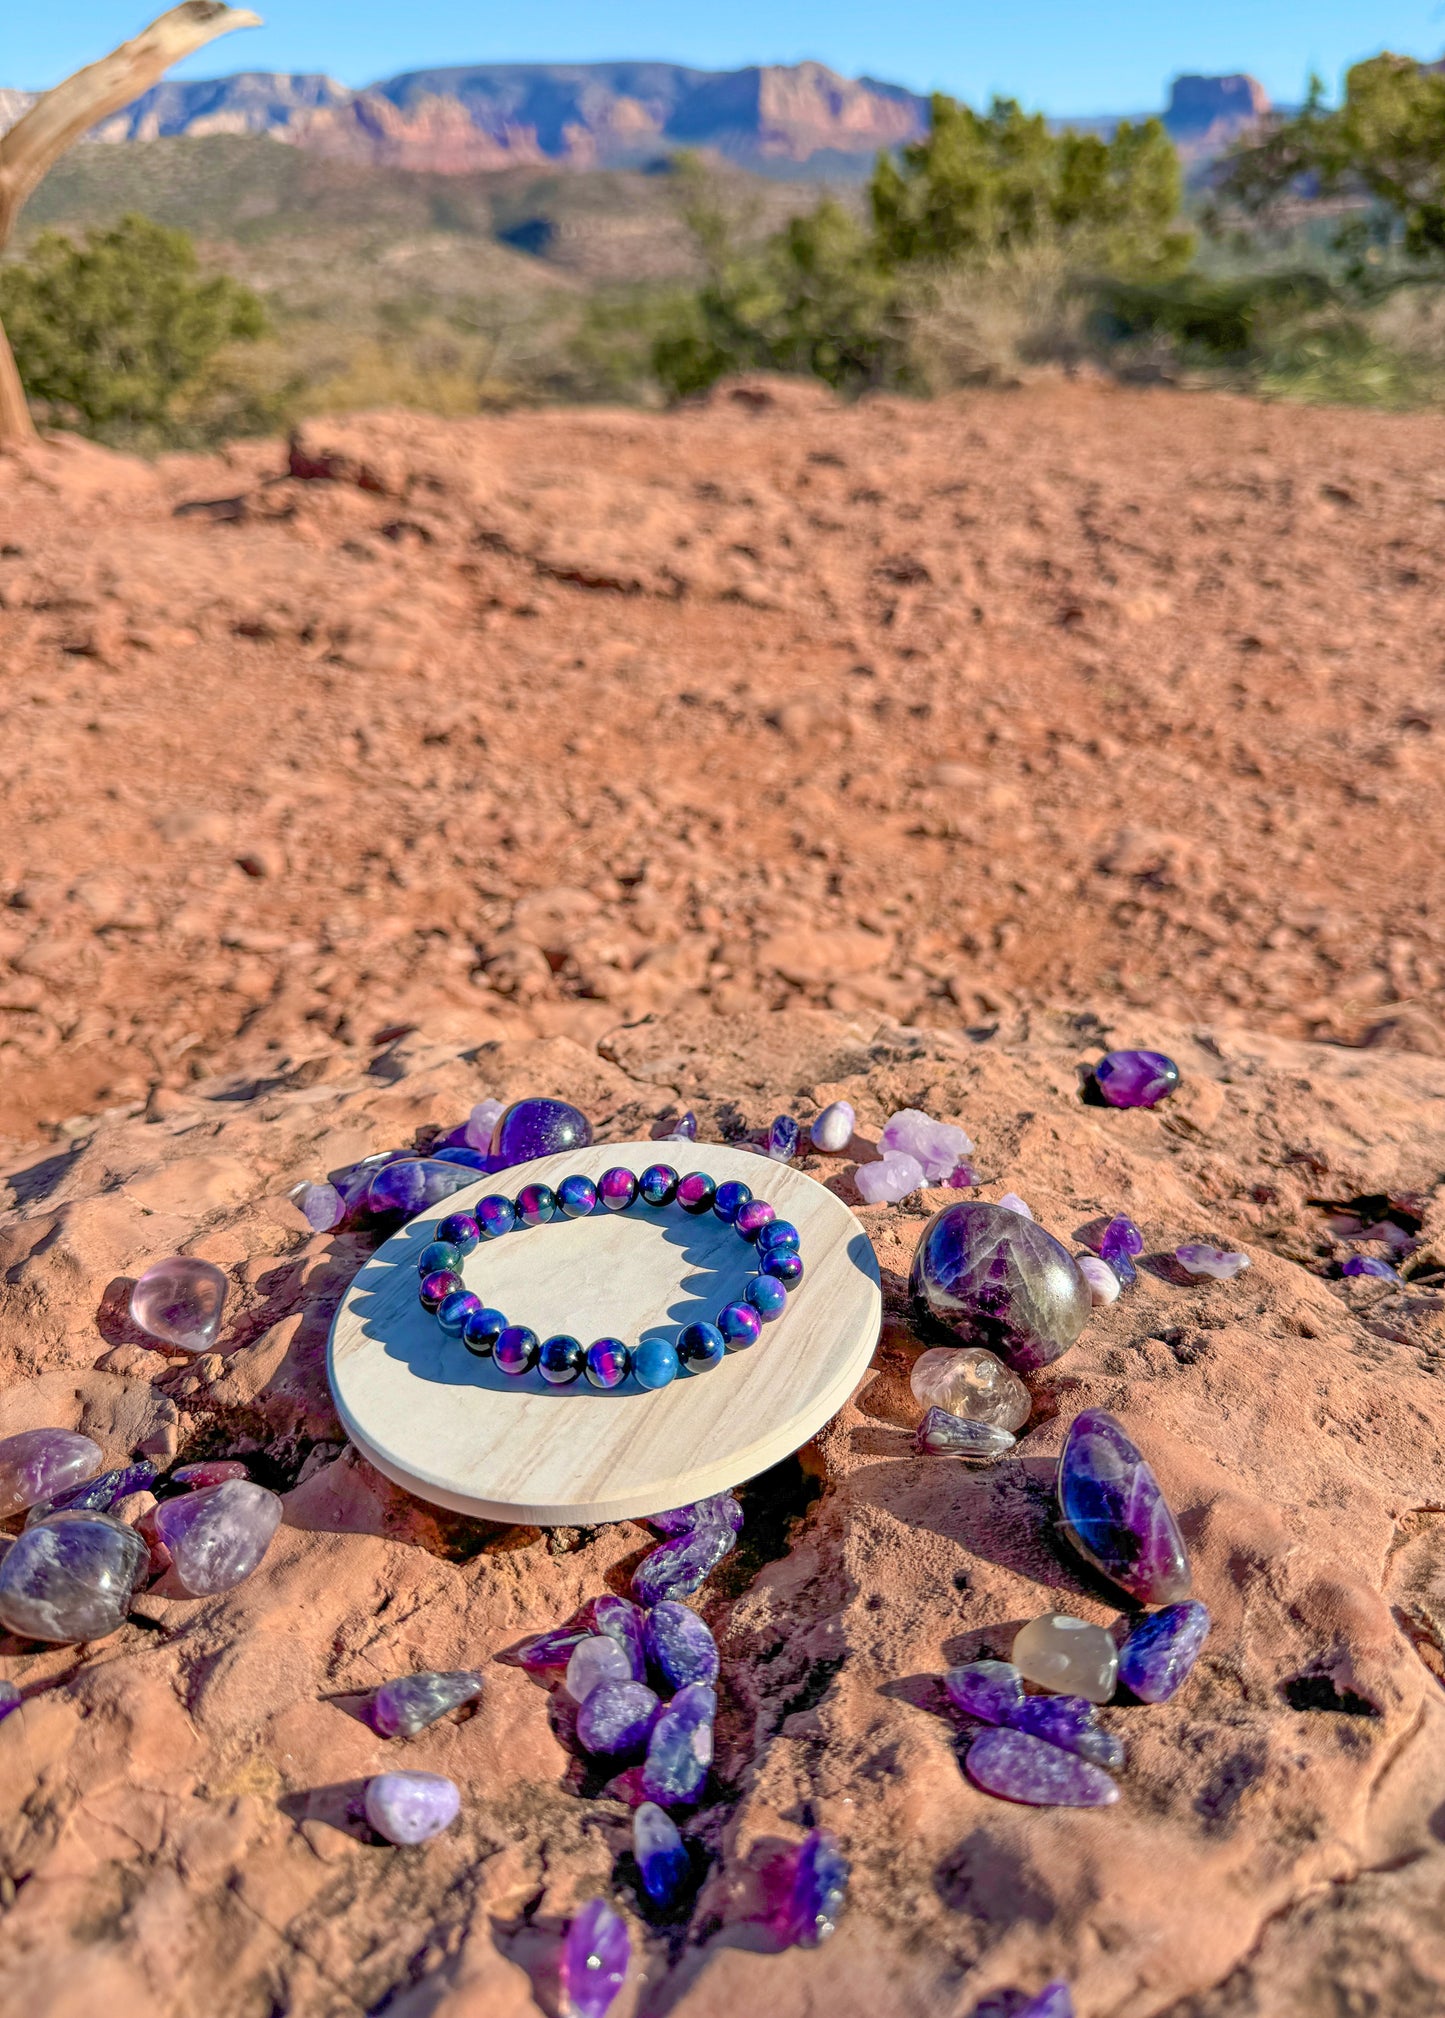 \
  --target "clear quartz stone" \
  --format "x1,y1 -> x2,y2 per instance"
129,1256 -> 228,1352
1012,1613 -> 1119,1703
810,1101 -> 856,1152
909,1347 -> 1031,1430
